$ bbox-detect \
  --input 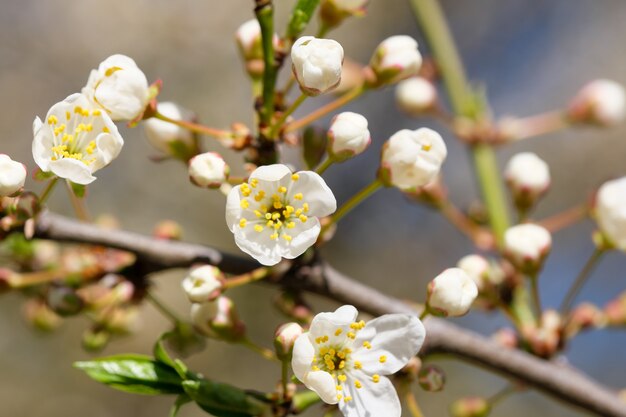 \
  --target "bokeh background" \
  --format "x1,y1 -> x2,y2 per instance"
1,0 -> 626,416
